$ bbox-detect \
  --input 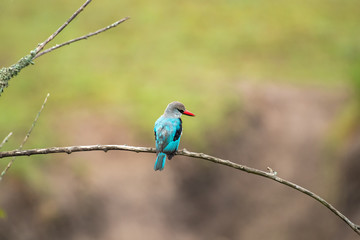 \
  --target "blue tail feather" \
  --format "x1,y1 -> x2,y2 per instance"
154,153 -> 166,171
